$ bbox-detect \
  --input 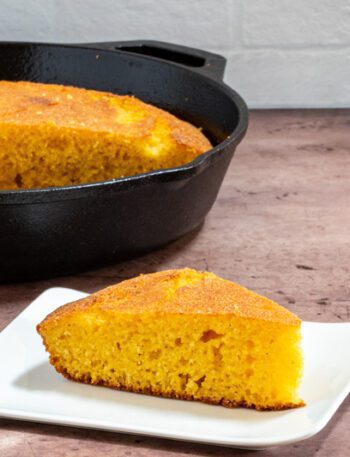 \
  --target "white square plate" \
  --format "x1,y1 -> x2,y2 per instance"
0,287 -> 349,450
